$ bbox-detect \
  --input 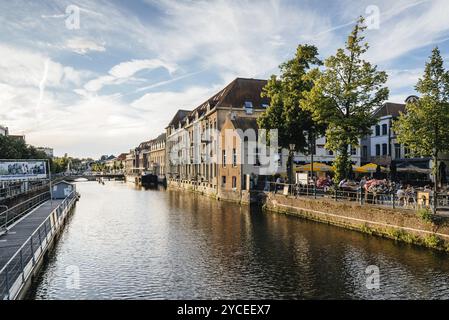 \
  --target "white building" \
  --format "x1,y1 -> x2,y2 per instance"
293,136 -> 361,166
36,147 -> 54,158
